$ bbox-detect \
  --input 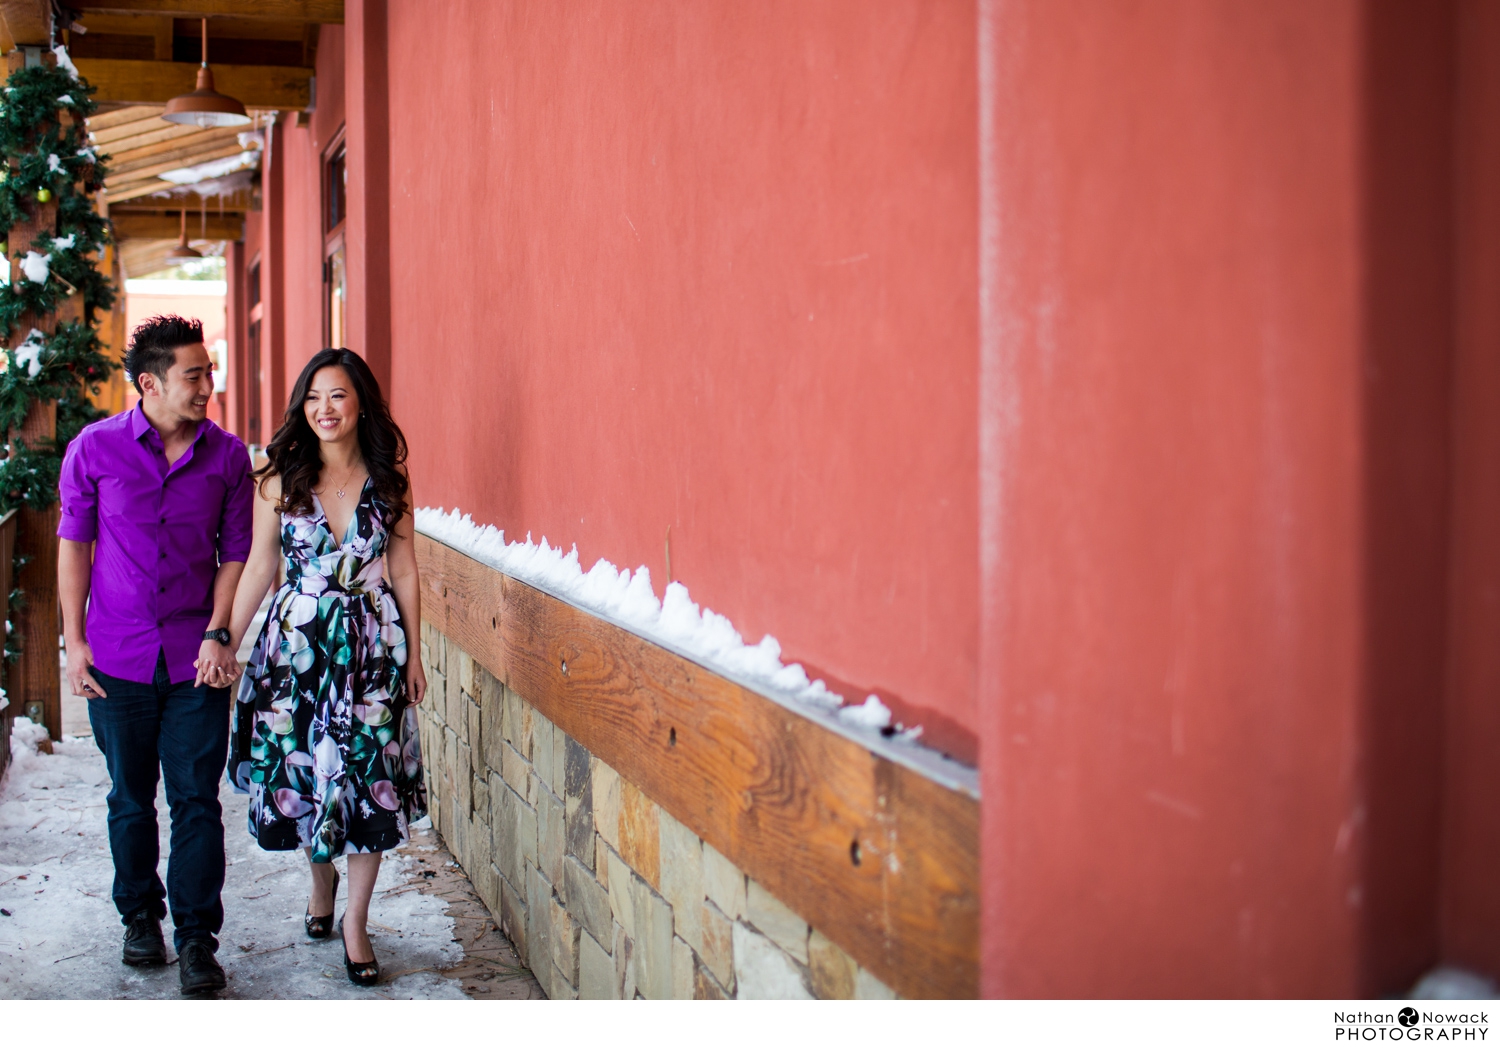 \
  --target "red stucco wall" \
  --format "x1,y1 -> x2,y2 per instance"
978,0 -> 1462,996
381,1 -> 981,759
